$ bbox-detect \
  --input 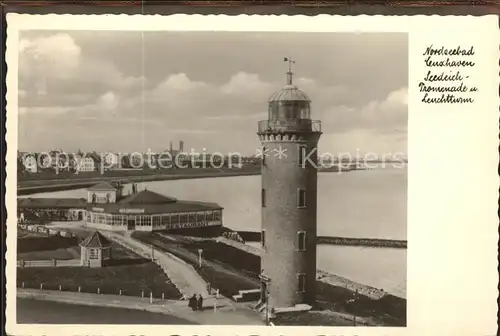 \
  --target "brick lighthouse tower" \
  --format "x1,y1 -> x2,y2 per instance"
258,58 -> 322,309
